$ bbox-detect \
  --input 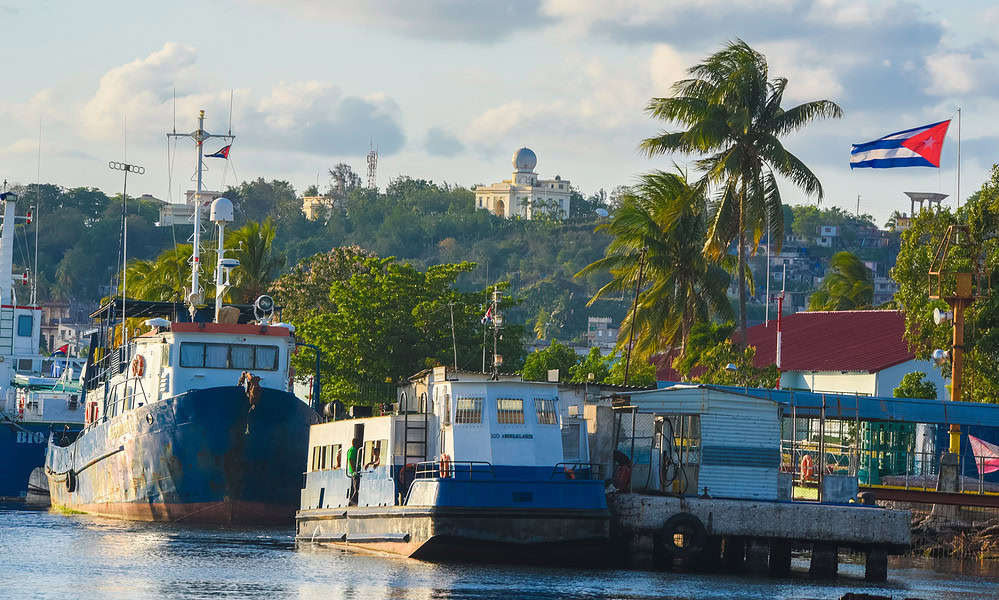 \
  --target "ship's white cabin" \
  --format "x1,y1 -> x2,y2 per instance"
86,321 -> 295,425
